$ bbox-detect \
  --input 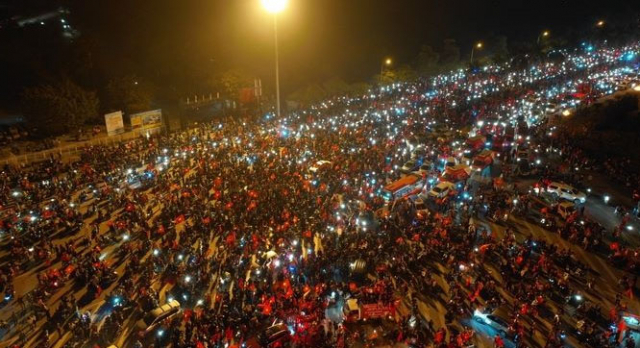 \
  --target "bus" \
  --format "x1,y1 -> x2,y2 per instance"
381,173 -> 424,202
